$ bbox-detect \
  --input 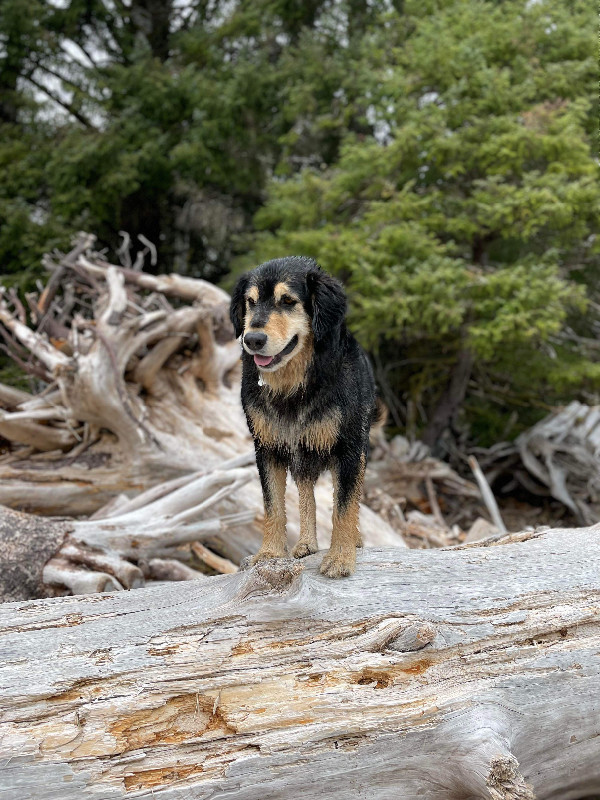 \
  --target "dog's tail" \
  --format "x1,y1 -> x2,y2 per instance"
370,396 -> 388,432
